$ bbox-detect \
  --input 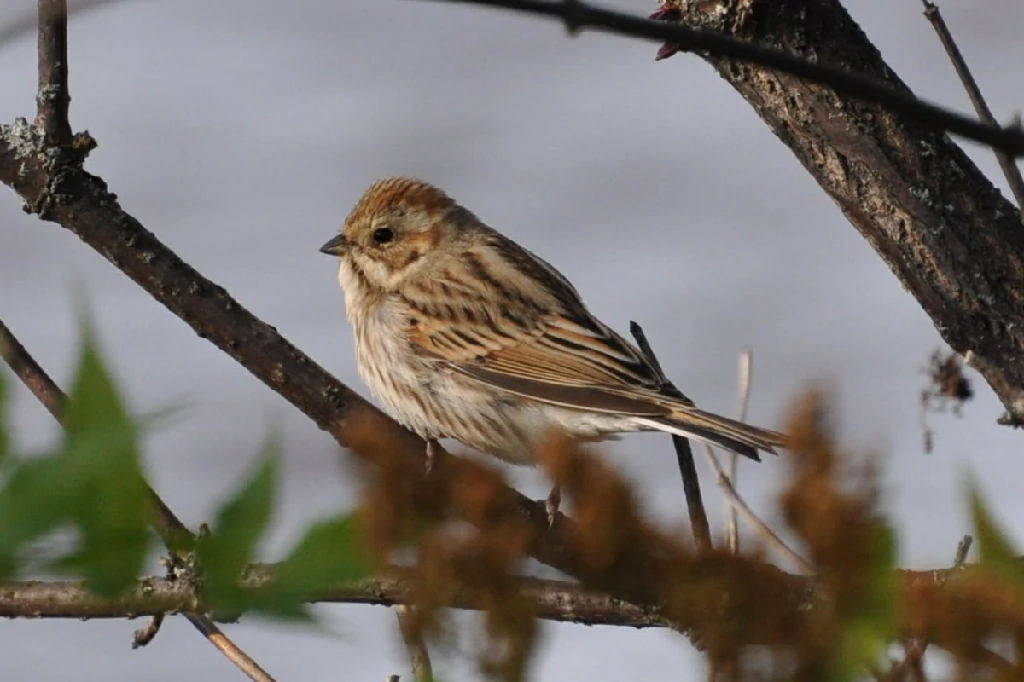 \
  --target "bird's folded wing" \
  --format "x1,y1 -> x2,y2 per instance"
409,303 -> 689,415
